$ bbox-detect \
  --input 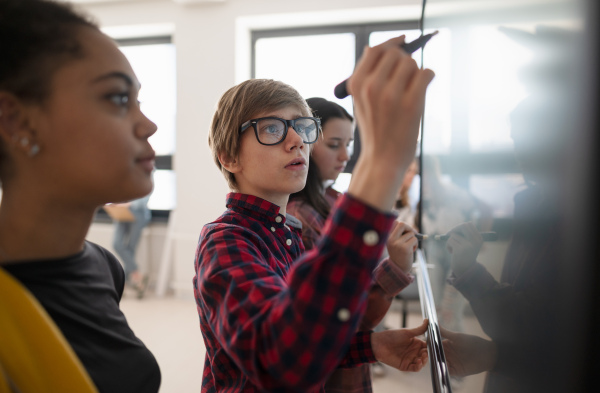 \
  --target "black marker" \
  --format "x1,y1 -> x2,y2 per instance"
334,31 -> 439,99
416,232 -> 498,242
